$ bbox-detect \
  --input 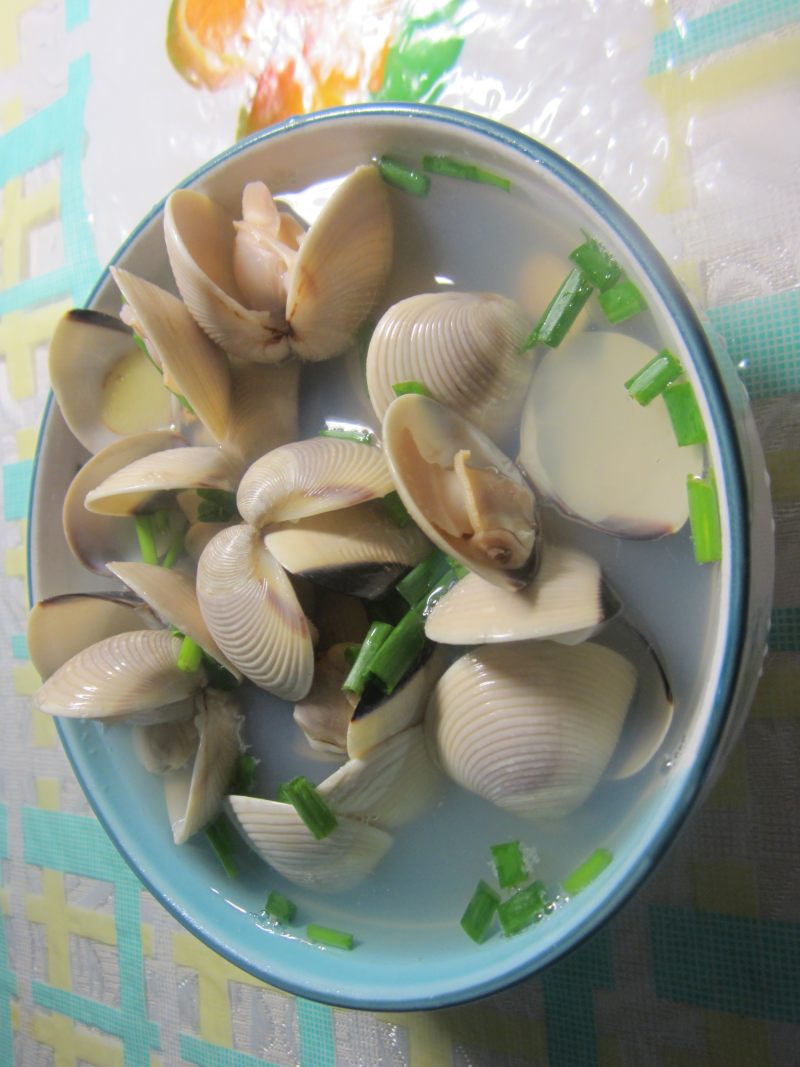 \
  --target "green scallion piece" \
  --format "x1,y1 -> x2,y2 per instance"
598,279 -> 648,324
366,605 -> 426,694
460,879 -> 500,943
687,475 -> 722,563
277,776 -> 338,840
378,155 -> 431,196
265,890 -> 296,924
307,923 -> 355,950
396,548 -> 452,606
624,348 -> 683,406
568,238 -> 621,291
342,621 -> 394,695
491,840 -> 528,888
231,754 -> 258,795
318,425 -> 376,445
392,379 -> 432,398
160,526 -> 185,569
420,565 -> 464,614
525,268 -> 594,349
663,381 -> 707,446
498,881 -> 546,936
176,635 -> 204,673
383,490 -> 412,527
204,814 -> 238,879
422,154 -> 511,192
196,488 -> 238,523
134,515 -> 159,566
562,847 -> 613,896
